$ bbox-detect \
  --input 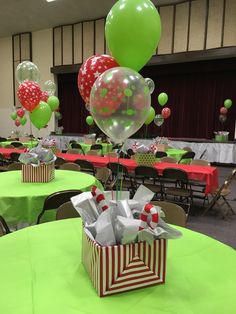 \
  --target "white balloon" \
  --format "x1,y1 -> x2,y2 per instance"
16,61 -> 40,84
145,78 -> 155,94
